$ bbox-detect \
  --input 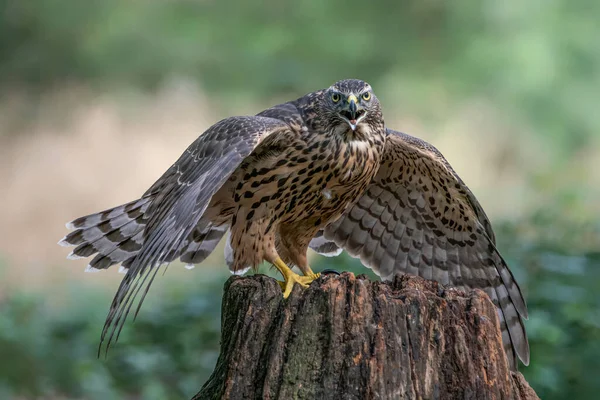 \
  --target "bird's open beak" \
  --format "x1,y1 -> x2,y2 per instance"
343,94 -> 365,131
